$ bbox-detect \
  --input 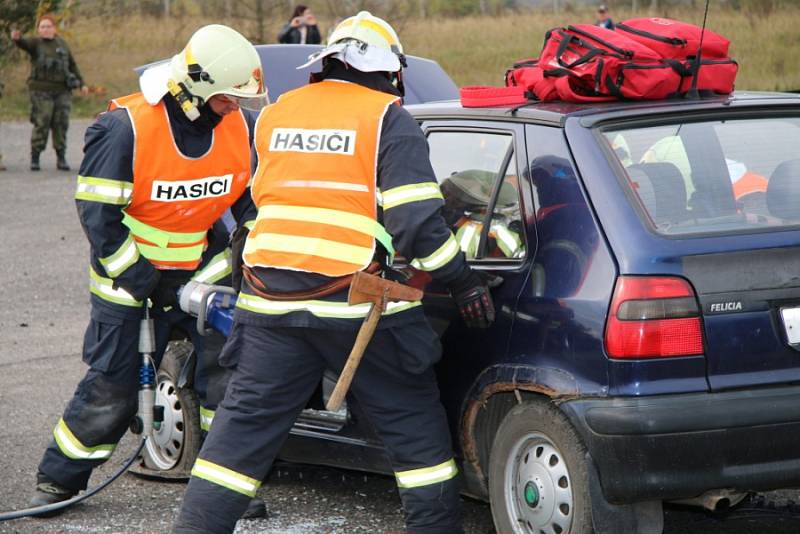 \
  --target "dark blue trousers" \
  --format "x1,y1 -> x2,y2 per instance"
174,321 -> 463,534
